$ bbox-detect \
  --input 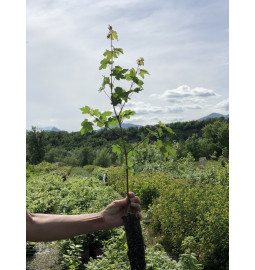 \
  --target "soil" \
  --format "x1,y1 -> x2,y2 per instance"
122,212 -> 146,270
